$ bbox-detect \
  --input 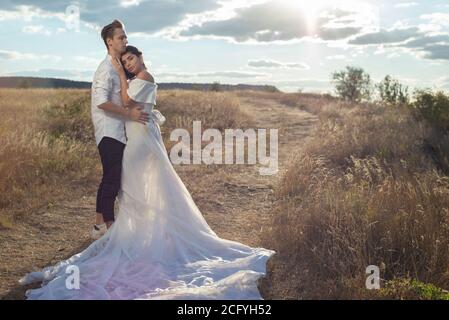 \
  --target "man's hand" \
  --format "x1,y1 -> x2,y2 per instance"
111,57 -> 125,76
127,107 -> 150,124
